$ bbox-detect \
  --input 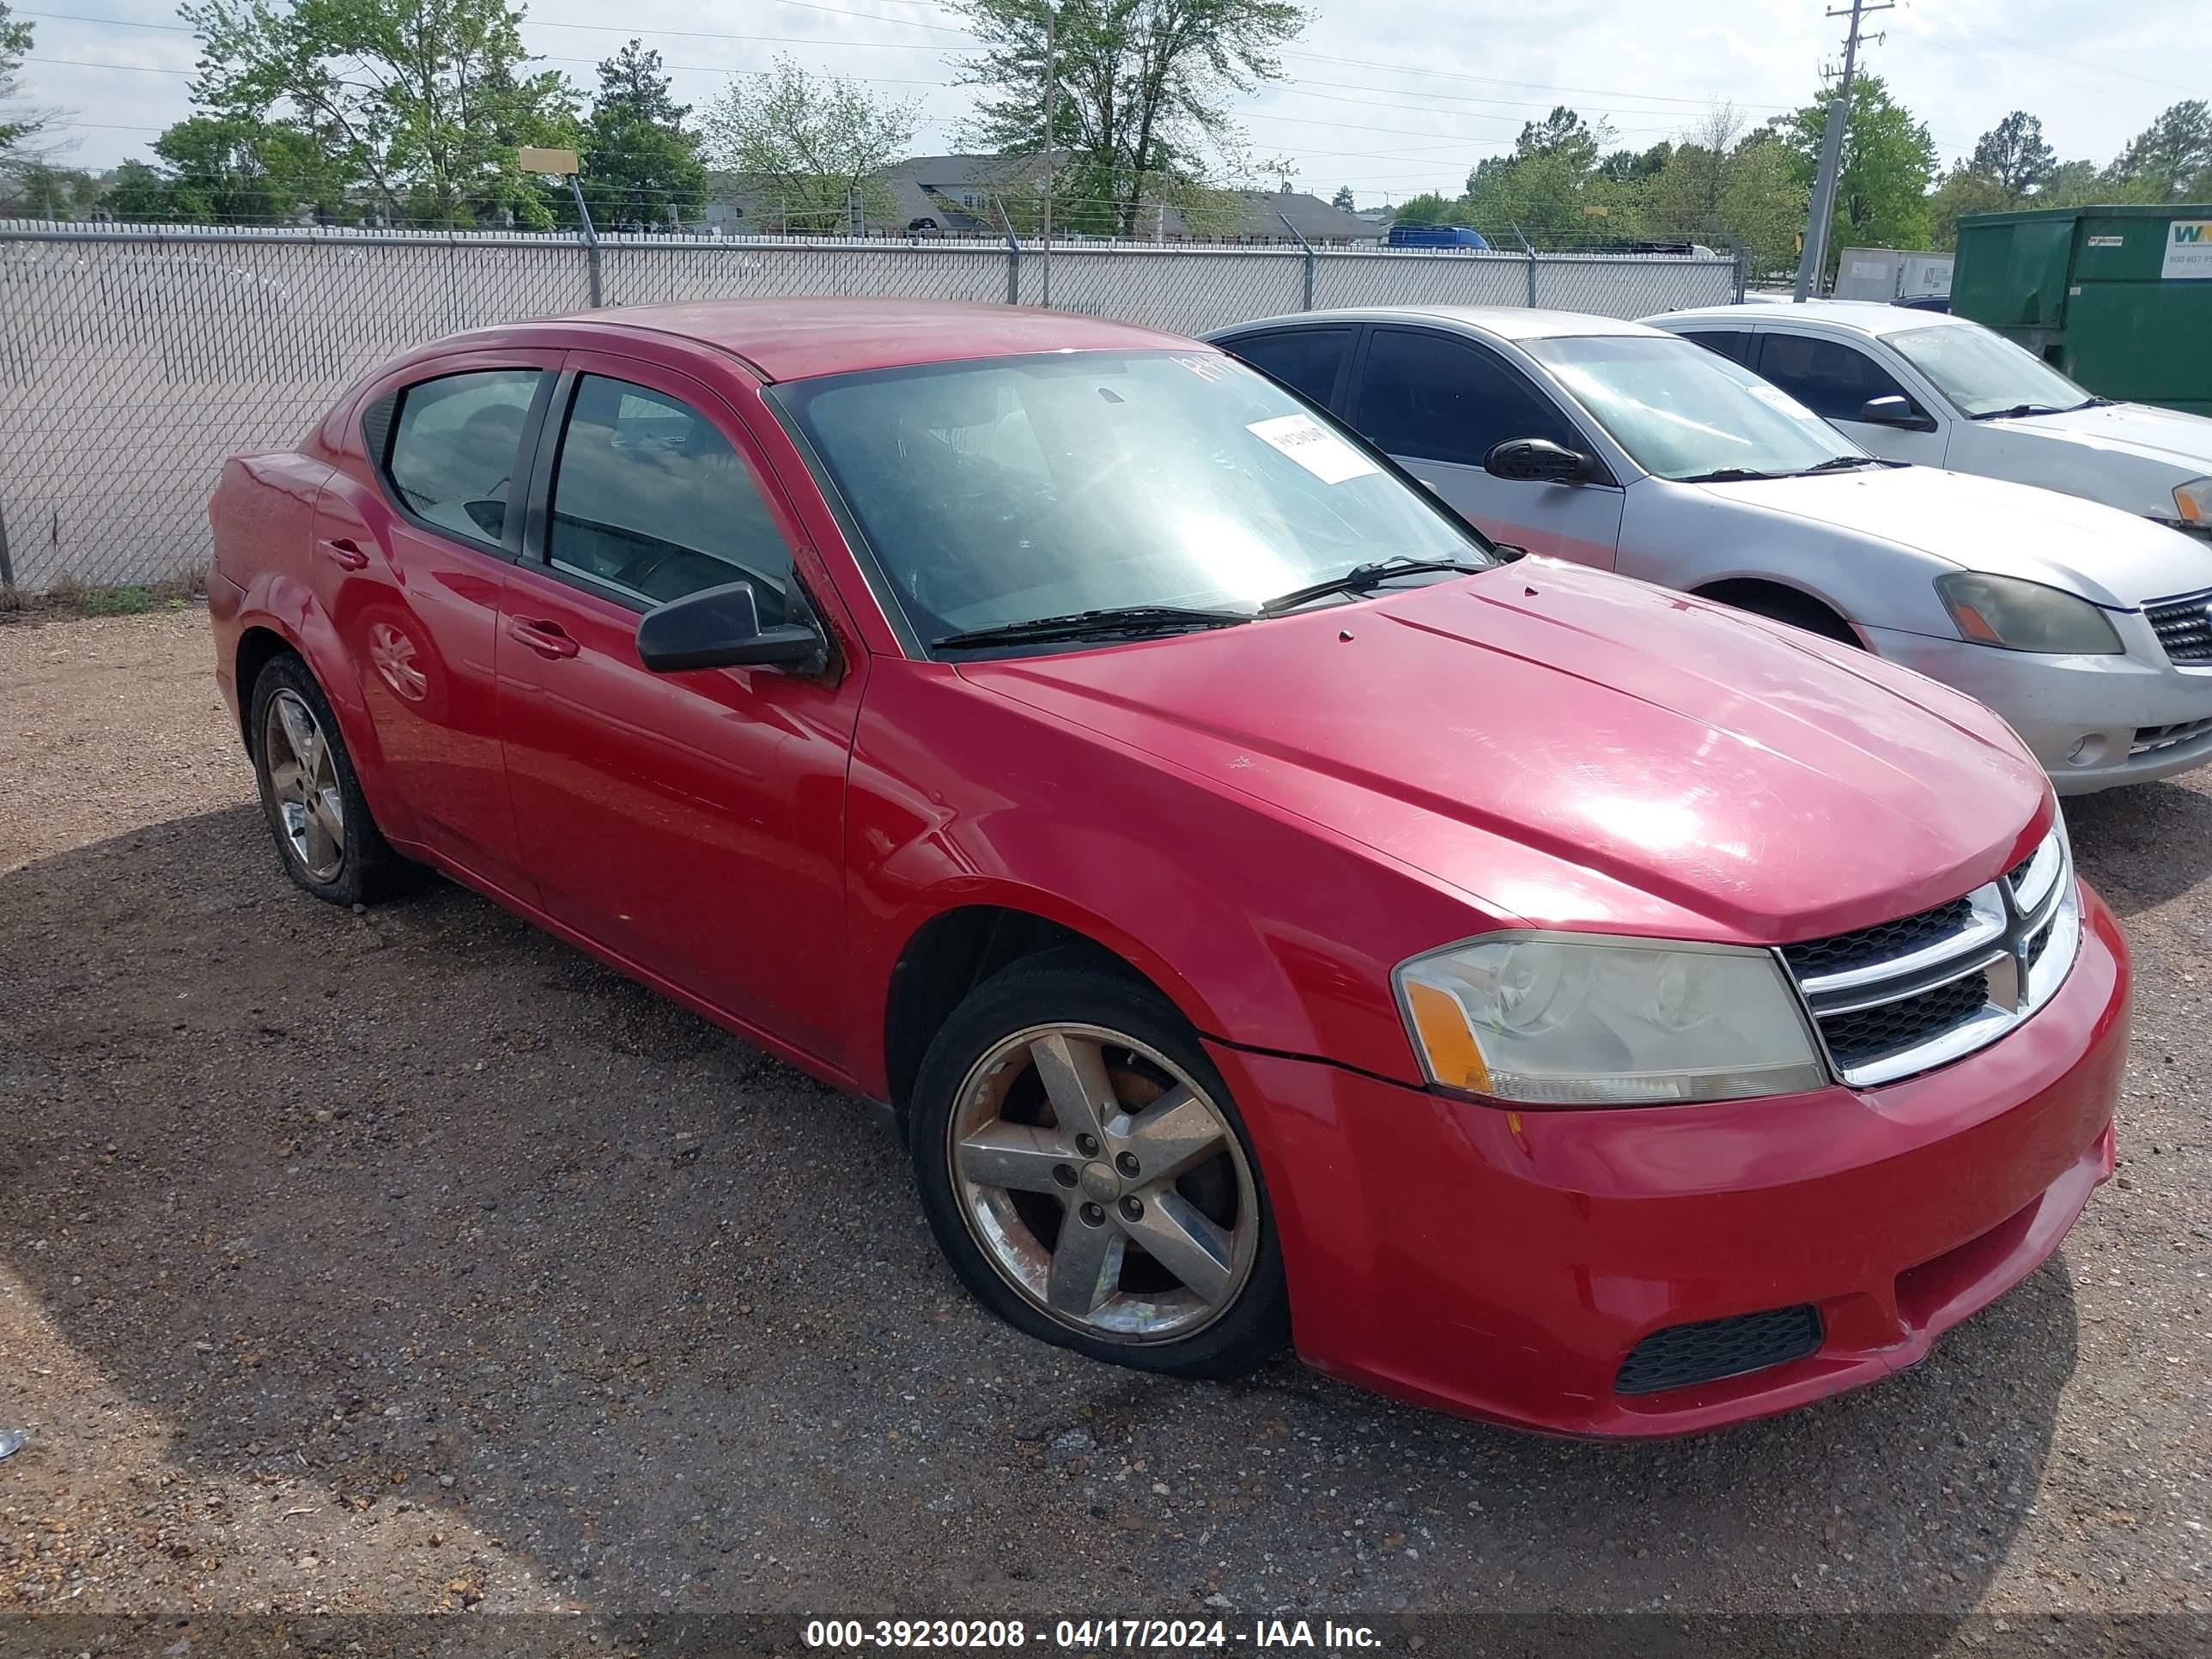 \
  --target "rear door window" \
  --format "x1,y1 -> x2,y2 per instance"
1223,328 -> 1354,408
1753,332 -> 1911,421
1351,328 -> 1582,467
383,369 -> 545,546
